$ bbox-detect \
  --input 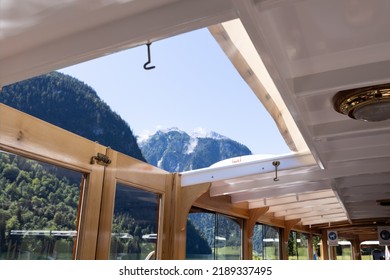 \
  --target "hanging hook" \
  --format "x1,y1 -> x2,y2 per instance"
144,42 -> 156,70
272,160 -> 280,181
